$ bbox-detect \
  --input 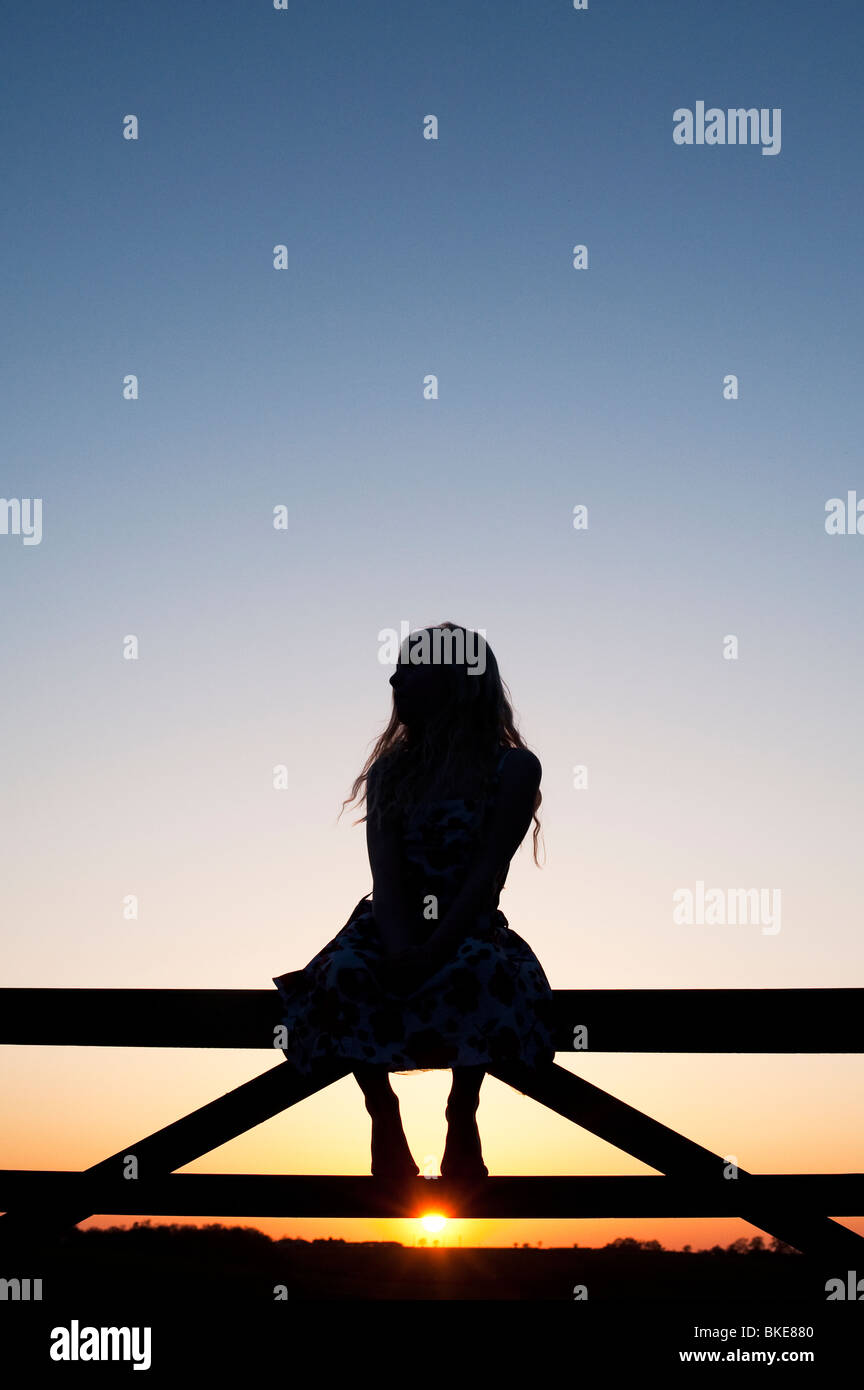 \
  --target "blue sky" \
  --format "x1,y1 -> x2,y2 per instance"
4,0 -> 863,978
